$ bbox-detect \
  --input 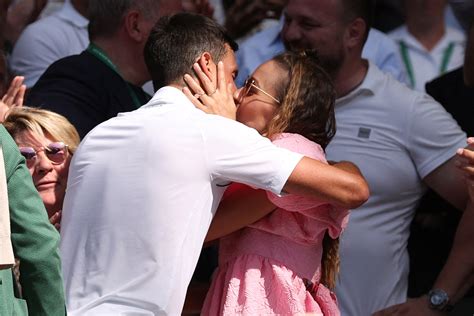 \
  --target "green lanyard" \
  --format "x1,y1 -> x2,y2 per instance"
399,41 -> 455,88
86,43 -> 148,108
